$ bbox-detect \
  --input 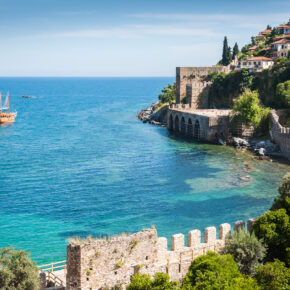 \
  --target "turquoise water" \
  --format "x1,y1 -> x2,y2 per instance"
0,77 -> 288,265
